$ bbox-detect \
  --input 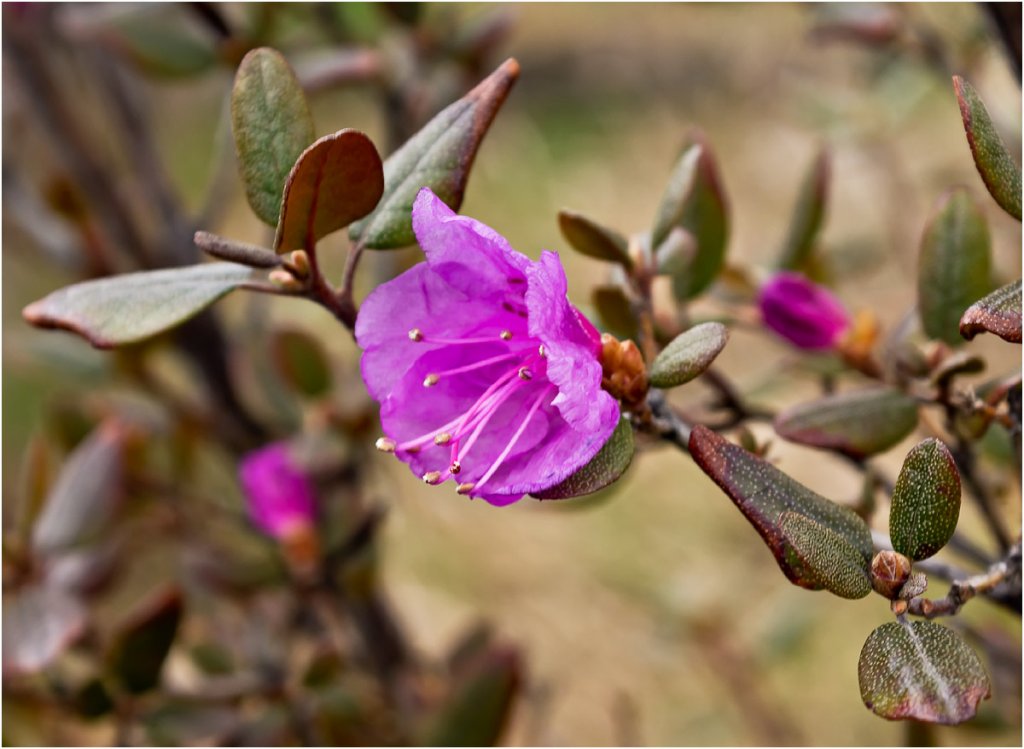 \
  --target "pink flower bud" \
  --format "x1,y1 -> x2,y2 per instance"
758,272 -> 850,350
238,443 -> 316,539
